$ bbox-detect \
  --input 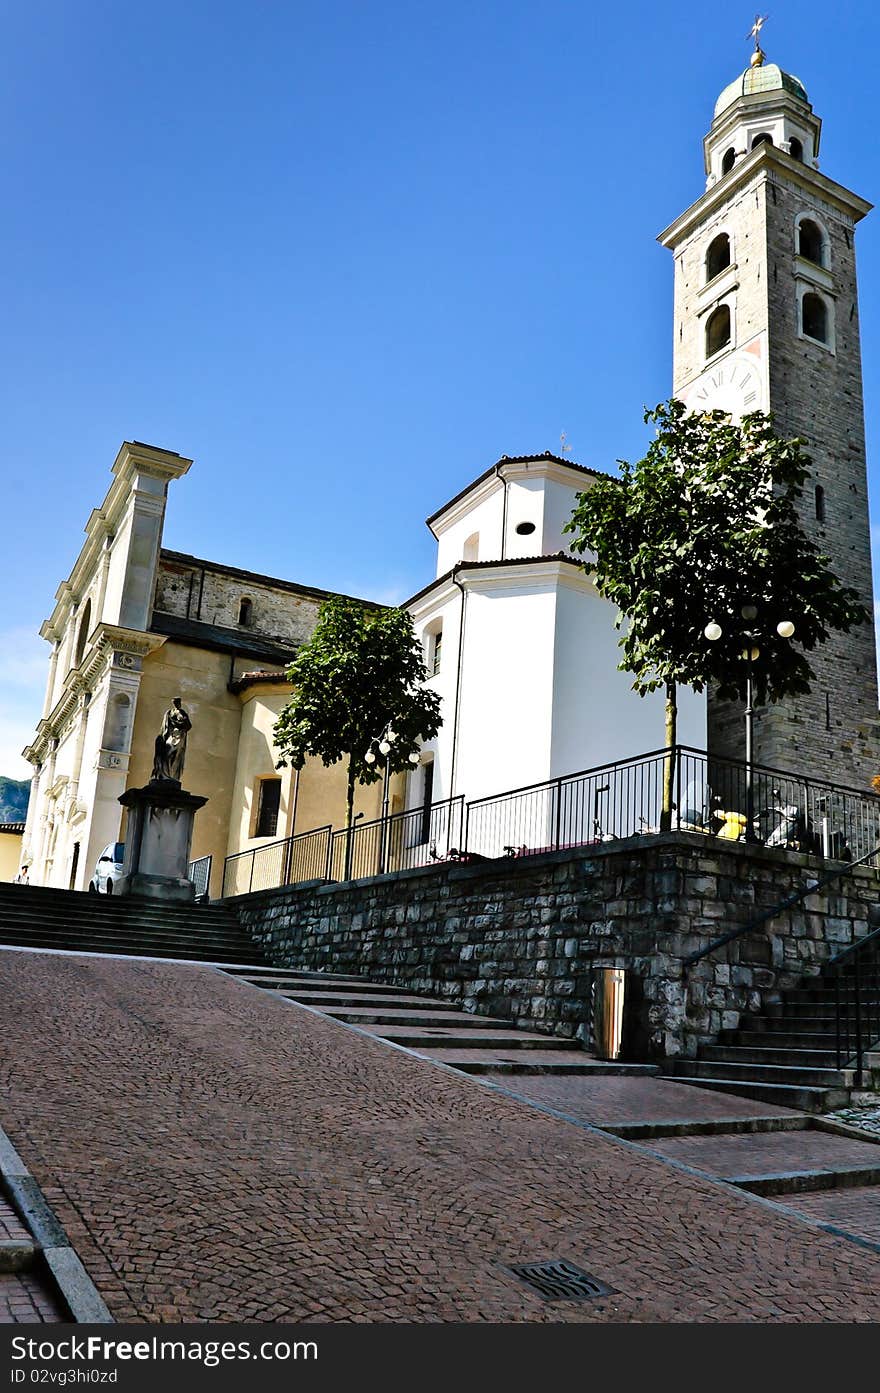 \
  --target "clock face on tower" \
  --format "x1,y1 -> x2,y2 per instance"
680,349 -> 765,419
